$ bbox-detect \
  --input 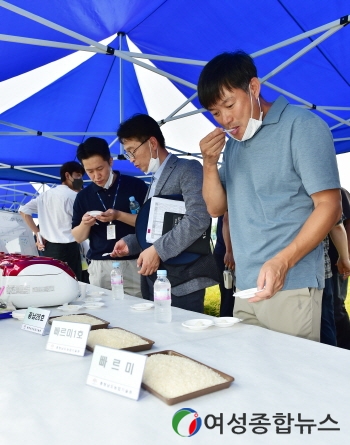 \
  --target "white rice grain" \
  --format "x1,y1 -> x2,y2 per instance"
87,328 -> 147,349
52,314 -> 105,325
142,354 -> 227,398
